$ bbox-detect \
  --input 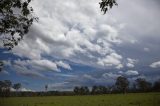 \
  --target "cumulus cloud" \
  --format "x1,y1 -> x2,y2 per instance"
125,70 -> 139,76
8,0 -> 125,70
97,53 -> 123,68
150,61 -> 160,68
56,61 -> 72,70
126,58 -> 138,68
